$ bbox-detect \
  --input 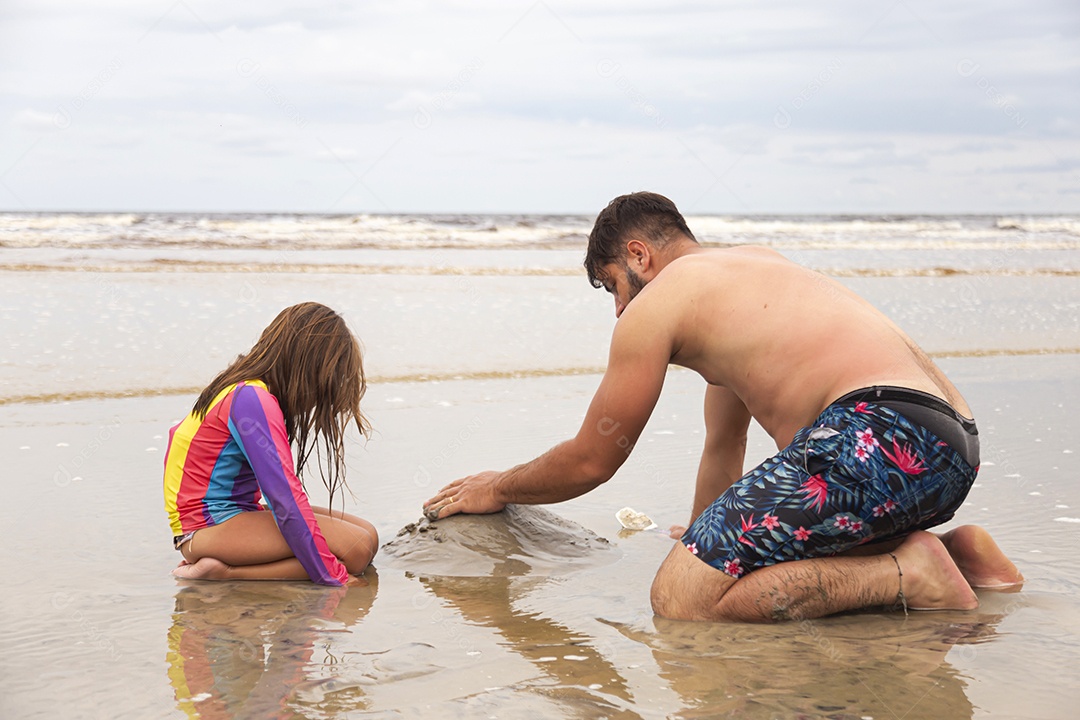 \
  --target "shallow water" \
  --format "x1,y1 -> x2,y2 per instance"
2,271 -> 1078,405
1,232 -> 1079,717
2,351 -> 1078,718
